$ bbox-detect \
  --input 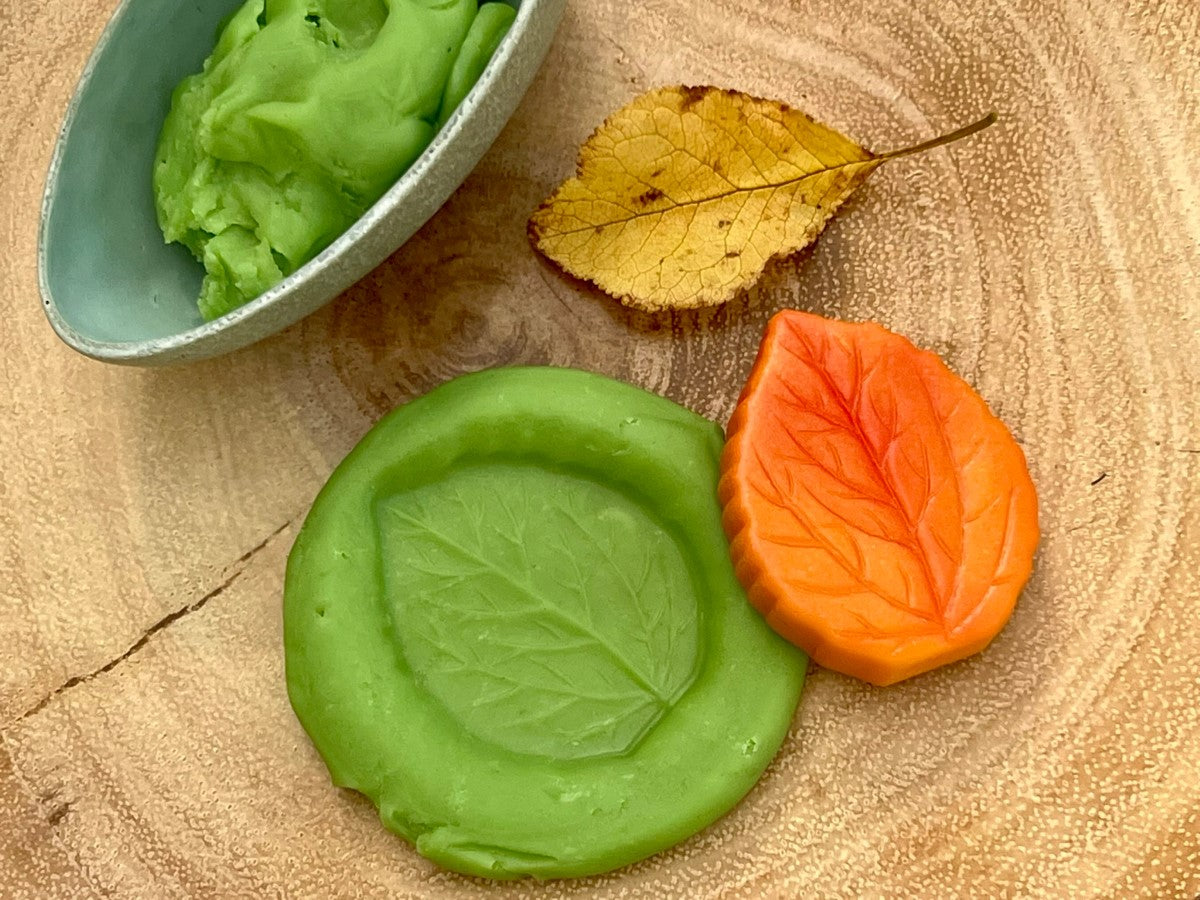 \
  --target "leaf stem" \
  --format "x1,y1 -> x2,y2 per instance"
878,112 -> 998,161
